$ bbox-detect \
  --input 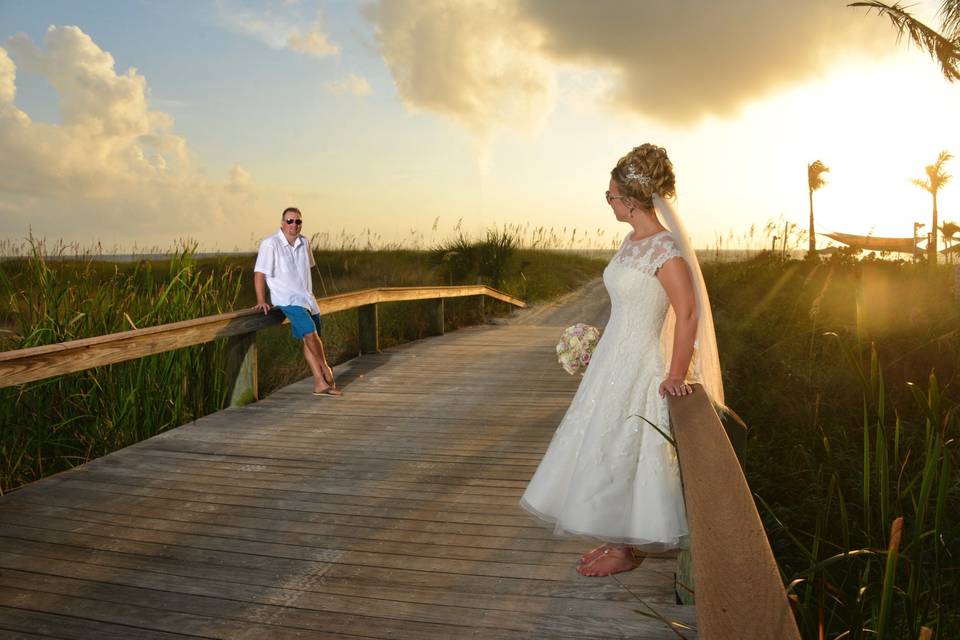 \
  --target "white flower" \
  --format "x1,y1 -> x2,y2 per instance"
556,323 -> 601,376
